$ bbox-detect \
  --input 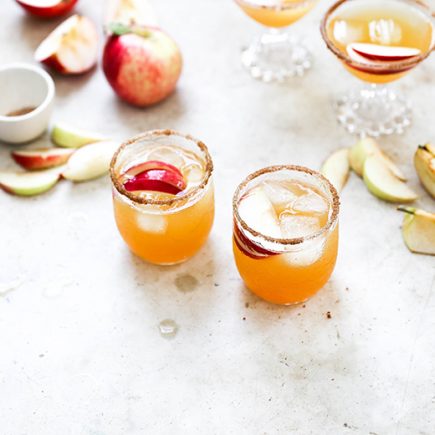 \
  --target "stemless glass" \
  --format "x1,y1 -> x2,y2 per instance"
235,0 -> 319,81
232,166 -> 340,305
321,0 -> 435,137
110,130 -> 214,265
